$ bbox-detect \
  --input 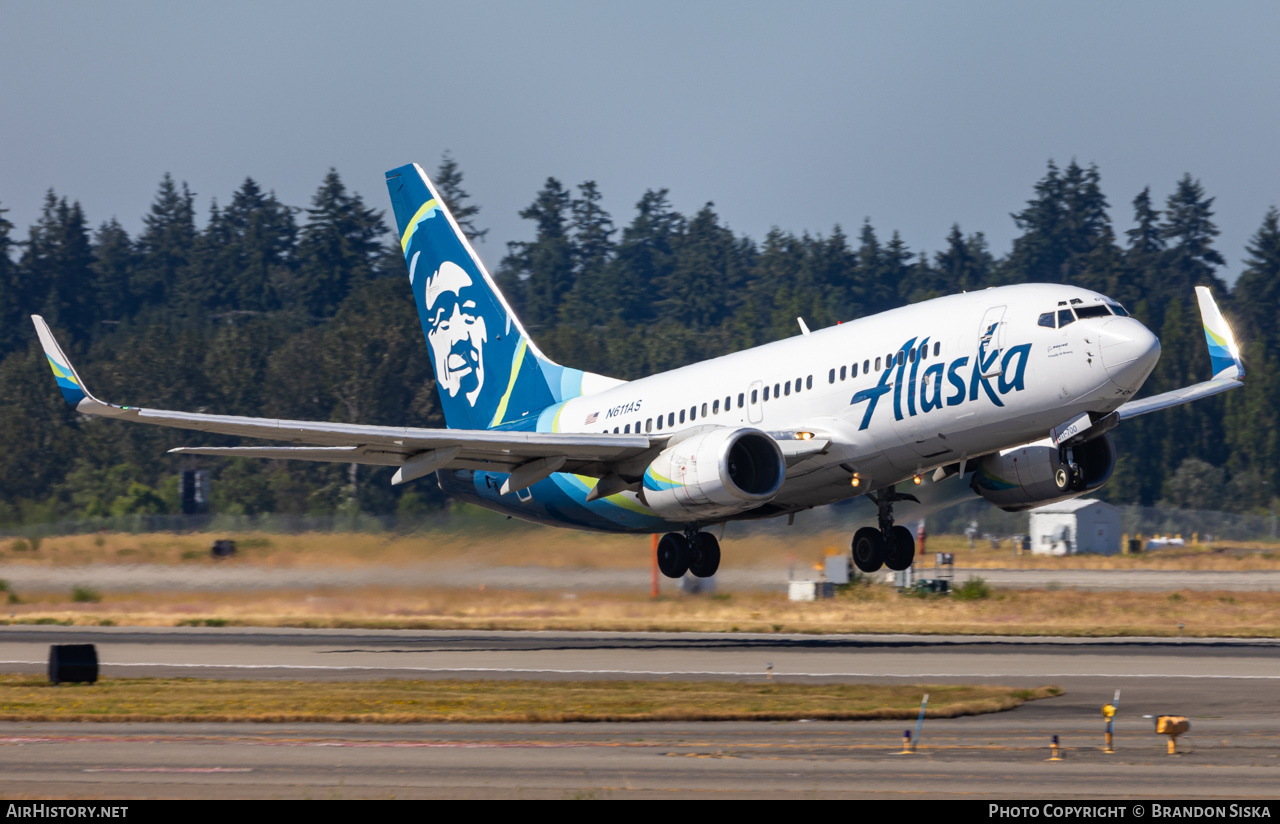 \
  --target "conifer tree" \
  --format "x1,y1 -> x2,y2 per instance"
1004,160 -> 1117,289
1004,160 -> 1065,283
20,191 -> 96,343
852,219 -> 911,313
500,178 -> 574,330
877,230 -> 914,311
660,204 -> 748,331
1120,187 -> 1164,311
610,189 -> 684,325
560,181 -> 616,326
177,179 -> 297,315
434,152 -> 488,243
90,219 -> 135,329
1229,207 -> 1280,351
804,226 -> 857,326
1159,174 -> 1228,299
179,200 -> 232,313
134,174 -> 196,310
222,178 -> 297,312
933,225 -> 994,295
751,228 -> 805,342
0,203 -> 21,356
294,169 -> 387,318
1125,187 -> 1163,255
